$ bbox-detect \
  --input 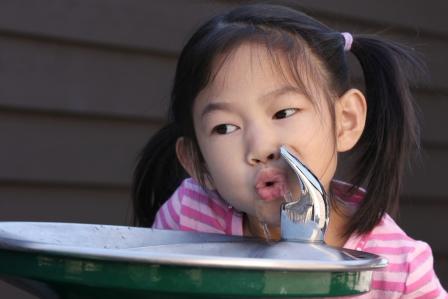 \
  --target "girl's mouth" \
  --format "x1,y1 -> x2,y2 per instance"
255,169 -> 288,201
